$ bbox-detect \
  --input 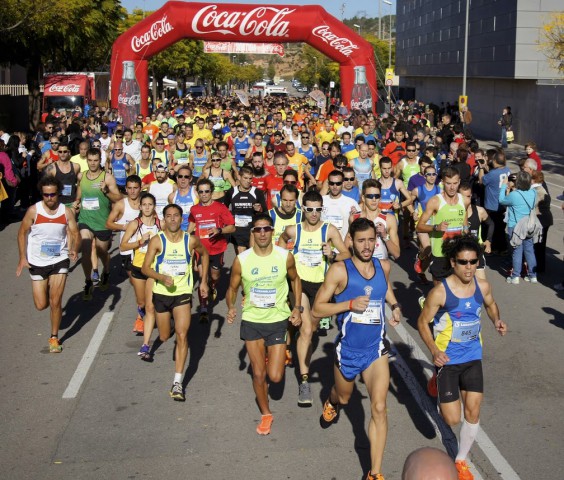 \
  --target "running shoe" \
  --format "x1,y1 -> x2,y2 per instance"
99,272 -> 110,291
320,398 -> 339,427
199,310 -> 209,324
133,316 -> 144,335
211,288 -> 218,301
427,372 -> 438,398
366,472 -> 385,480
170,382 -> 185,402
49,337 -> 62,353
298,381 -> 313,407
418,296 -> 426,310
414,255 -> 423,274
319,317 -> 331,330
256,414 -> 273,435
91,270 -> 100,285
83,280 -> 94,301
455,460 -> 474,480
138,343 -> 150,356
